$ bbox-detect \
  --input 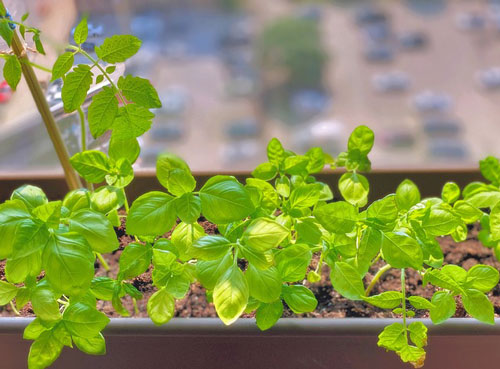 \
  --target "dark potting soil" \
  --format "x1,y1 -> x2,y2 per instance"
1,221 -> 499,320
